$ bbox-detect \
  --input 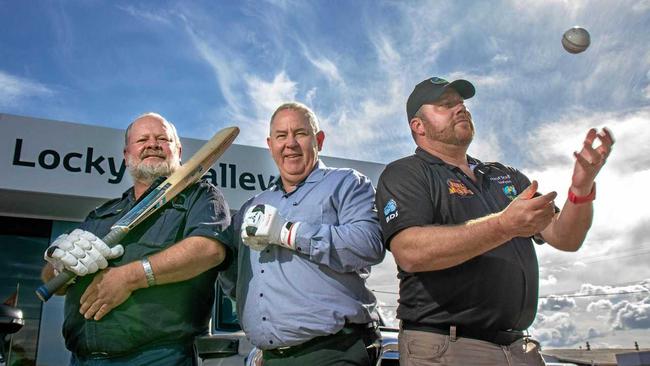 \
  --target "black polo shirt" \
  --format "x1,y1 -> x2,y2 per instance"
375,147 -> 540,332
63,180 -> 233,356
